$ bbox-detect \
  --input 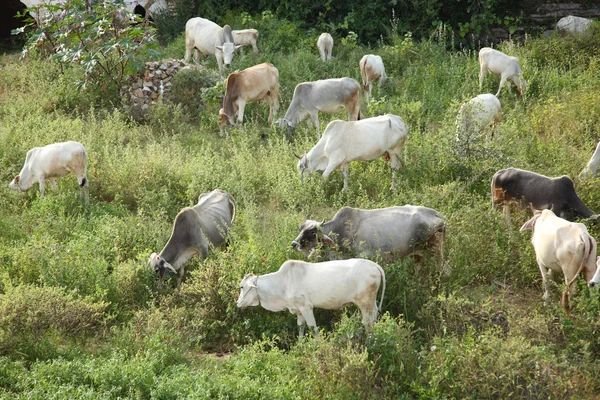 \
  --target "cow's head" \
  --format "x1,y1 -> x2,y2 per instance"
148,252 -> 177,282
218,107 -> 236,128
237,273 -> 260,309
588,256 -> 600,288
291,218 -> 333,256
519,209 -> 545,231
296,152 -> 309,180
9,175 -> 22,192
216,42 -> 242,66
274,118 -> 294,141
